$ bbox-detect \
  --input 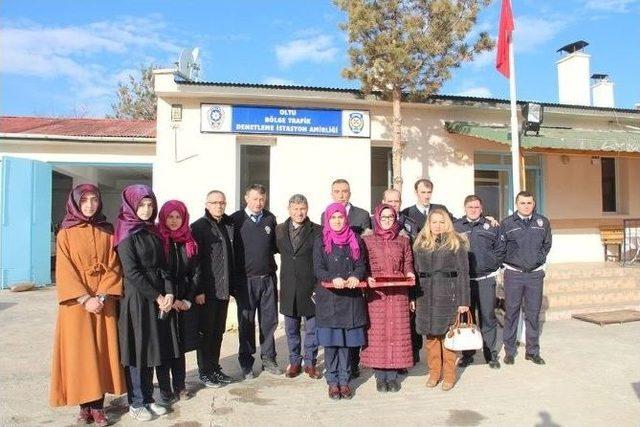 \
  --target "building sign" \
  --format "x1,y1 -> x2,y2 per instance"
201,104 -> 370,138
